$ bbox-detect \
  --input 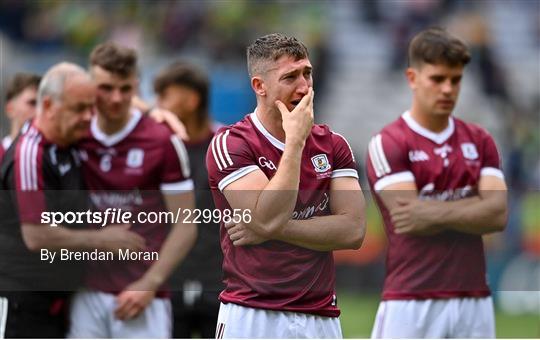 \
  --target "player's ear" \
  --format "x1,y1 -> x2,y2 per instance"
5,100 -> 14,119
405,68 -> 417,89
251,77 -> 266,97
